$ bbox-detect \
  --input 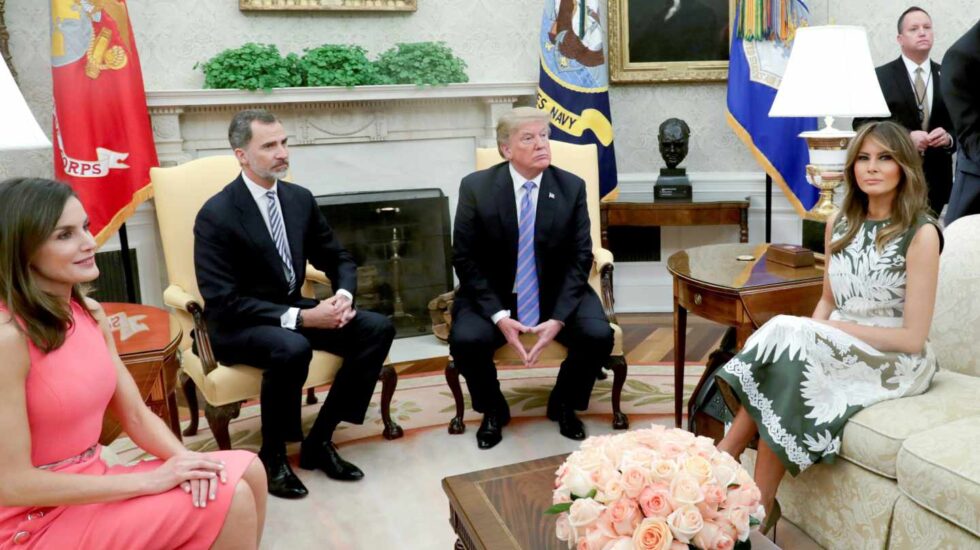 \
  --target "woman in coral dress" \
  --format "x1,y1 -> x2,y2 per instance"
713,121 -> 943,533
0,178 -> 266,549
